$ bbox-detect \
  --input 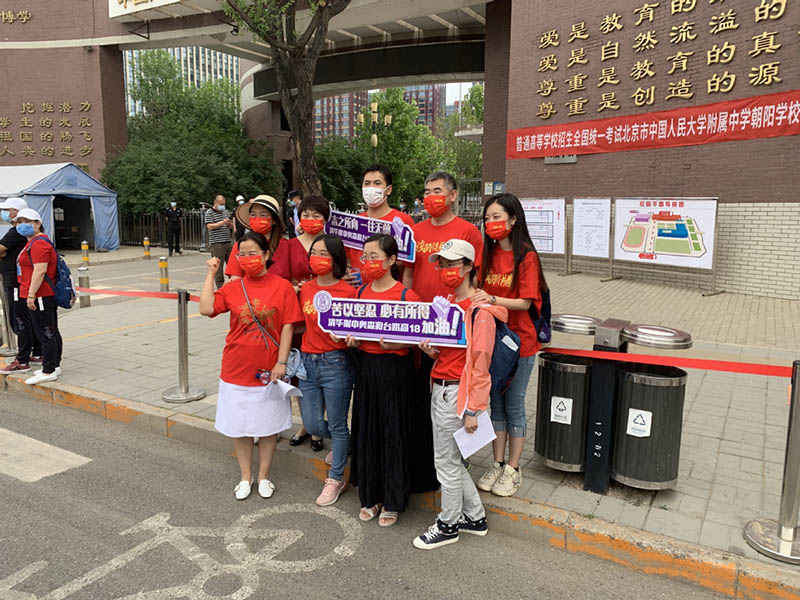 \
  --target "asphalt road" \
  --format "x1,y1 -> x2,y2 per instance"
0,393 -> 726,600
